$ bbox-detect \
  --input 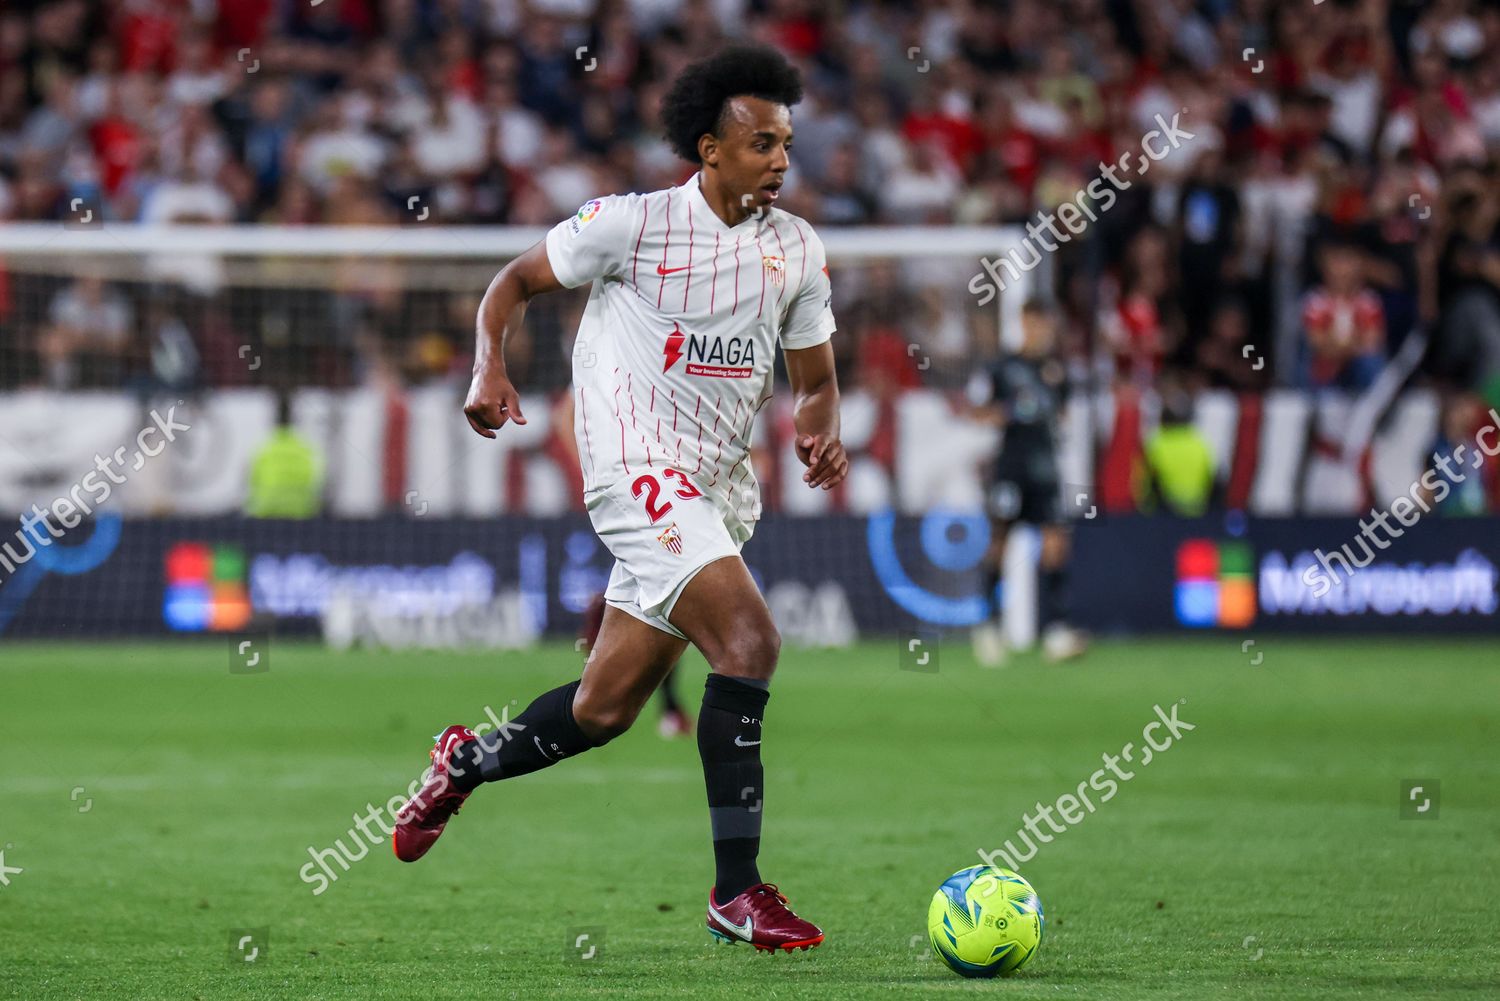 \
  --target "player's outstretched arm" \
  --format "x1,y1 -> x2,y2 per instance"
784,340 -> 848,490
464,241 -> 566,438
